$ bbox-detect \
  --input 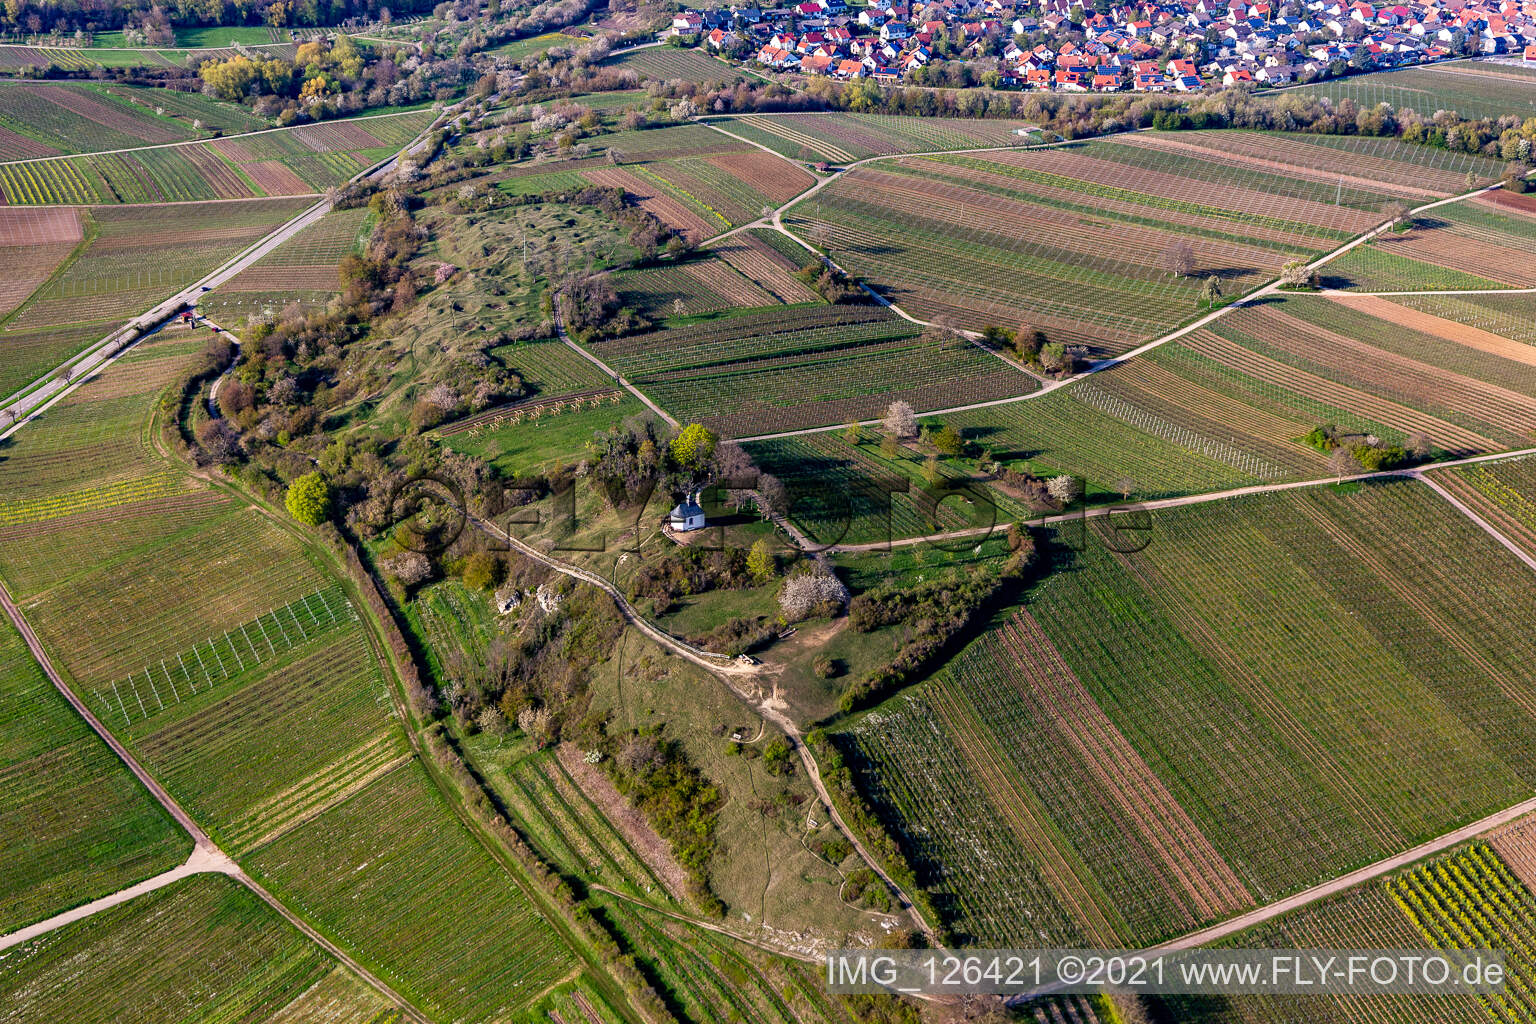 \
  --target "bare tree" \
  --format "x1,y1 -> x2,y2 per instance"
1163,239 -> 1196,277
1389,200 -> 1415,231
1405,431 -> 1433,462
1115,476 -> 1137,500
